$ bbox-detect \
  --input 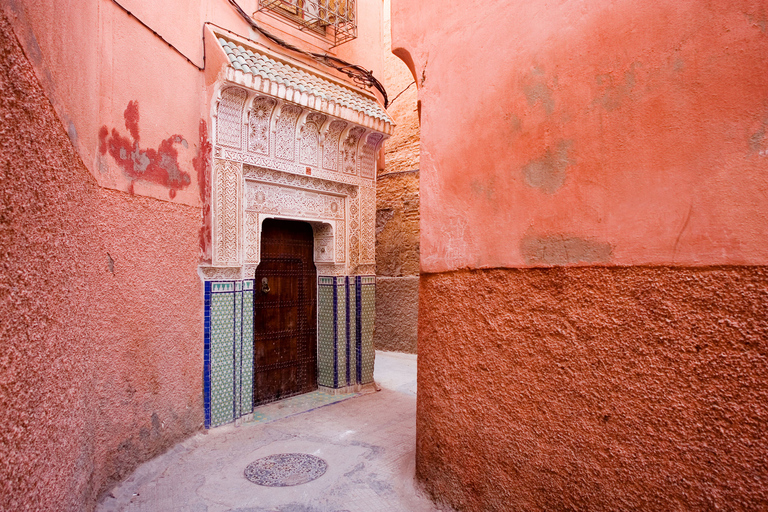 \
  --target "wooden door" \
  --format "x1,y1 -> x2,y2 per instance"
253,219 -> 317,406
